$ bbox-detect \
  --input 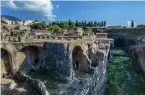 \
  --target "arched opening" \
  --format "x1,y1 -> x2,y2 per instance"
18,46 -> 44,73
72,46 -> 89,71
1,48 -> 13,78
